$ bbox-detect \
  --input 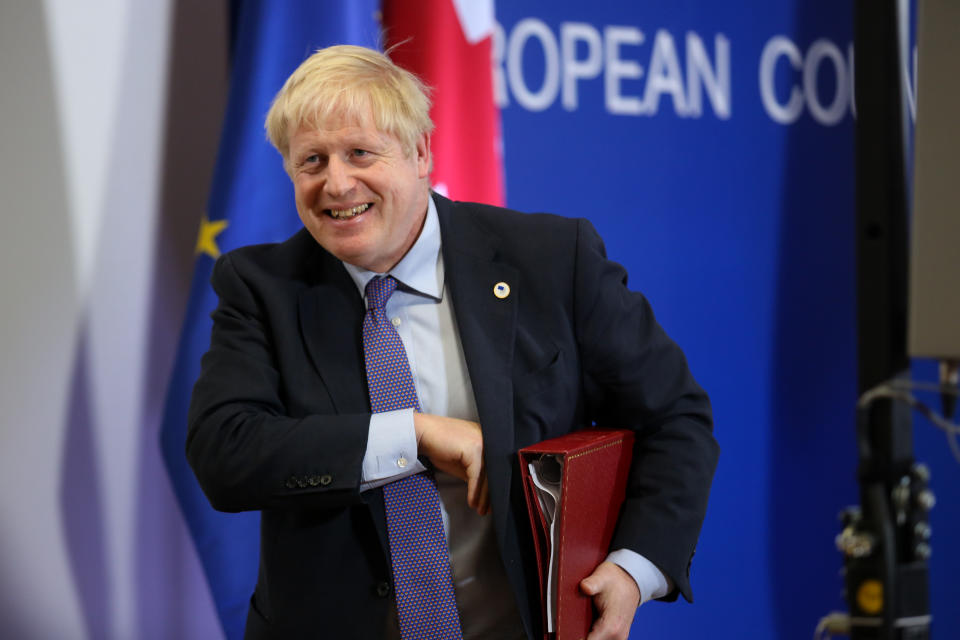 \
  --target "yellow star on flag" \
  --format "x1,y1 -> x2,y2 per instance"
195,214 -> 229,259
